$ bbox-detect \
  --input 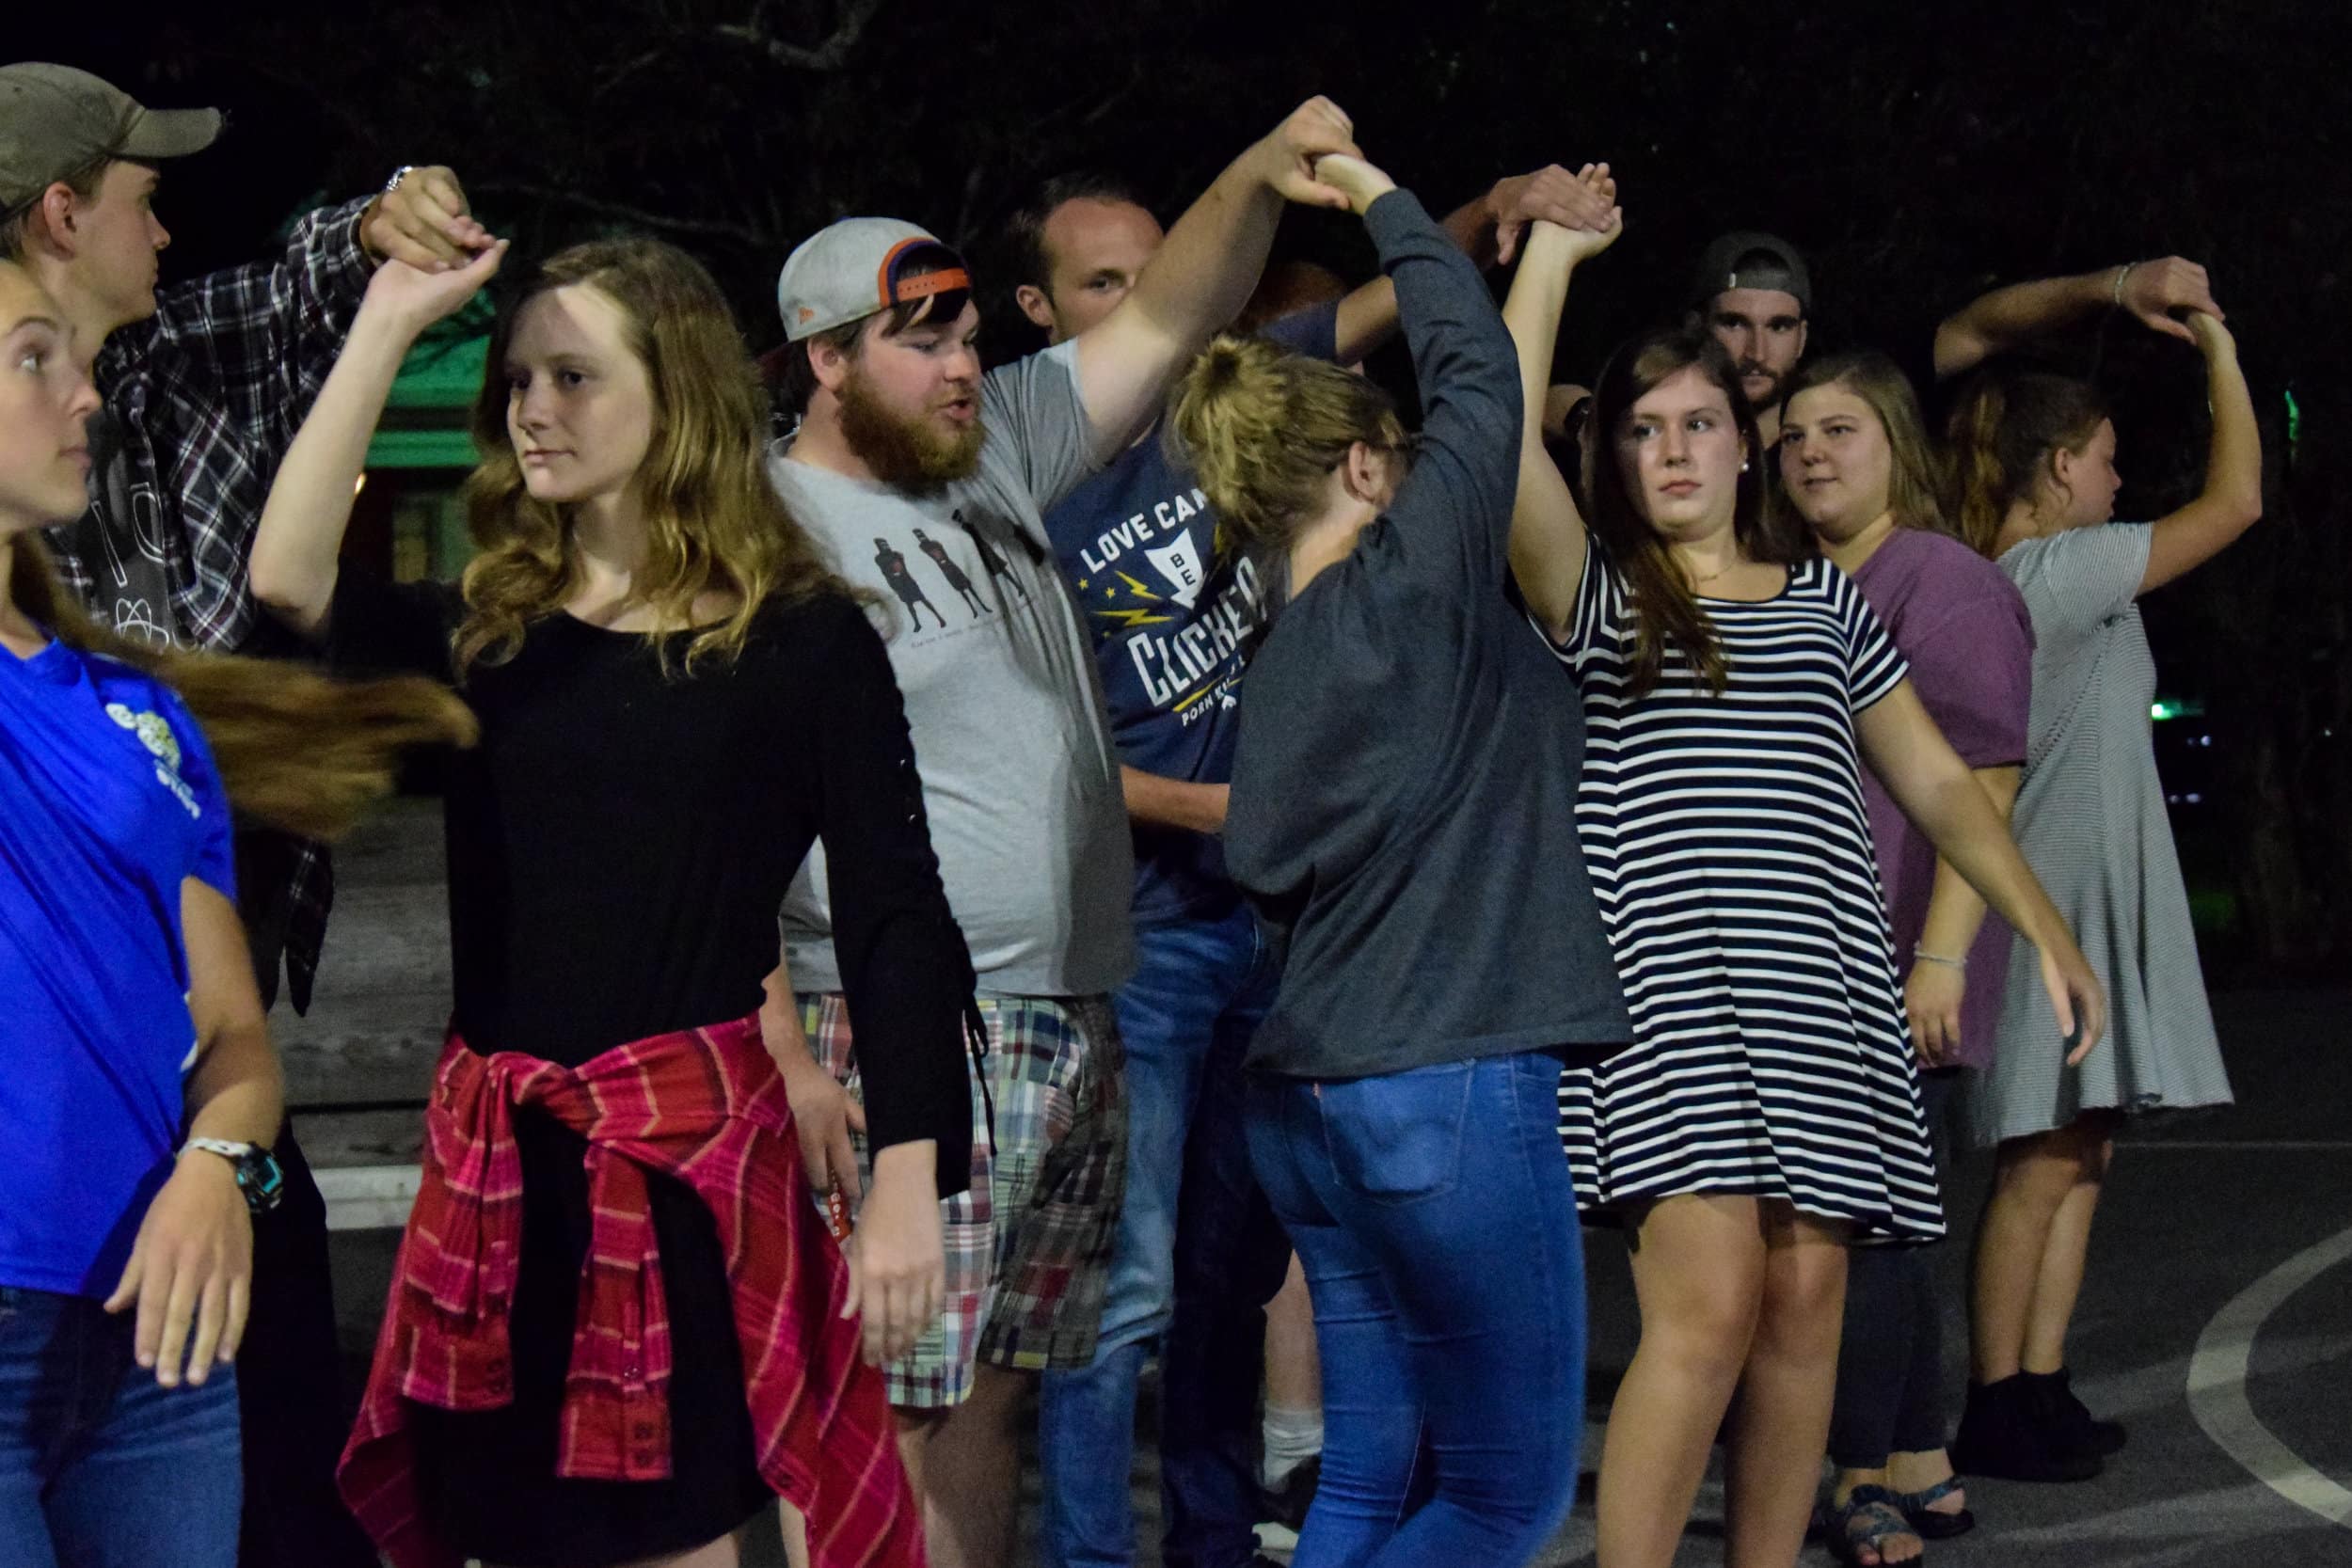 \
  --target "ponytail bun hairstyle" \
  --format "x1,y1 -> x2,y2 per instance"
1942,371 -> 2110,557
1170,334 -> 1404,560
